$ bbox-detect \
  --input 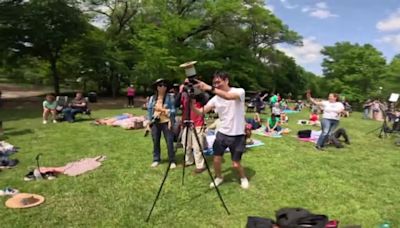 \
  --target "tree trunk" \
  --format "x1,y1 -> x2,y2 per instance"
110,70 -> 119,98
50,58 -> 60,95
